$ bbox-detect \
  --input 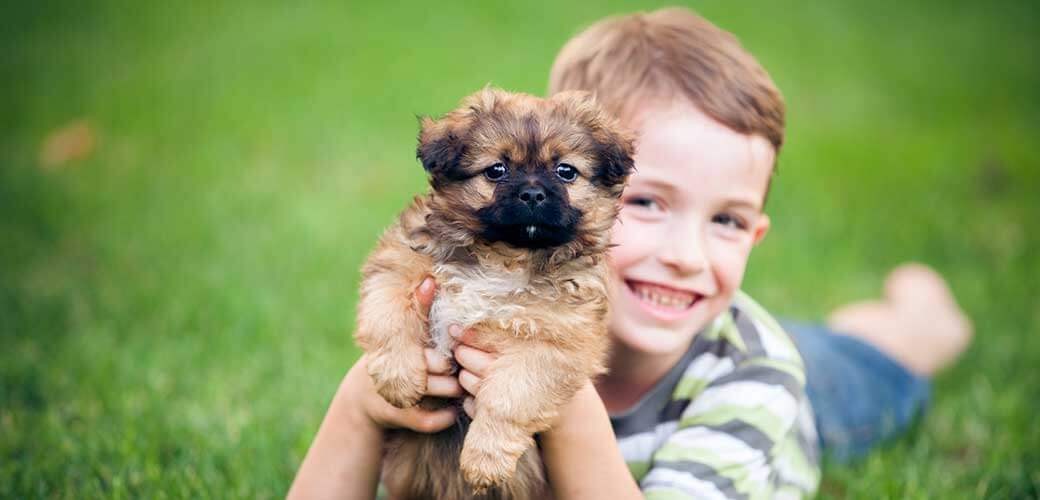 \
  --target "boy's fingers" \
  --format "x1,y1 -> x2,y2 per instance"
426,375 -> 464,398
414,277 -> 436,310
454,345 -> 495,377
462,396 -> 476,419
449,324 -> 481,345
424,348 -> 452,375
404,407 -> 456,434
456,327 -> 481,345
458,369 -> 481,396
